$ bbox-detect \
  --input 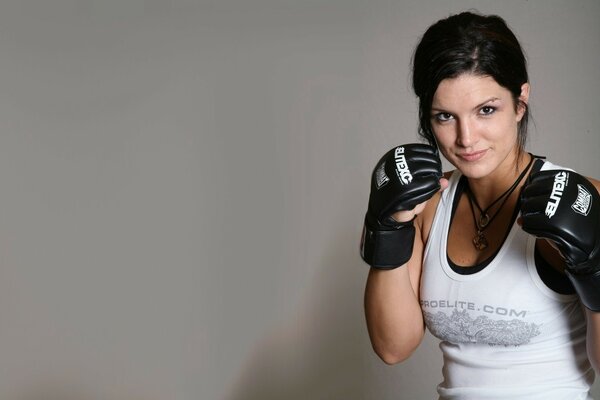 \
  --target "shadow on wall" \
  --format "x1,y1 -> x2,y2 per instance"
224,225 -> 370,400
